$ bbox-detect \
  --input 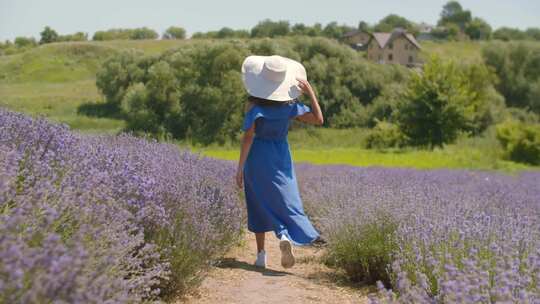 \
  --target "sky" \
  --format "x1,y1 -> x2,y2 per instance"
1,0 -> 539,41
